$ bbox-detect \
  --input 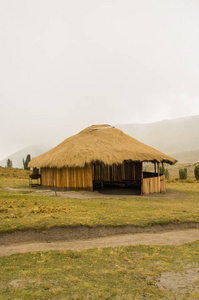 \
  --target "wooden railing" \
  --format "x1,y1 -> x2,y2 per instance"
142,173 -> 166,194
